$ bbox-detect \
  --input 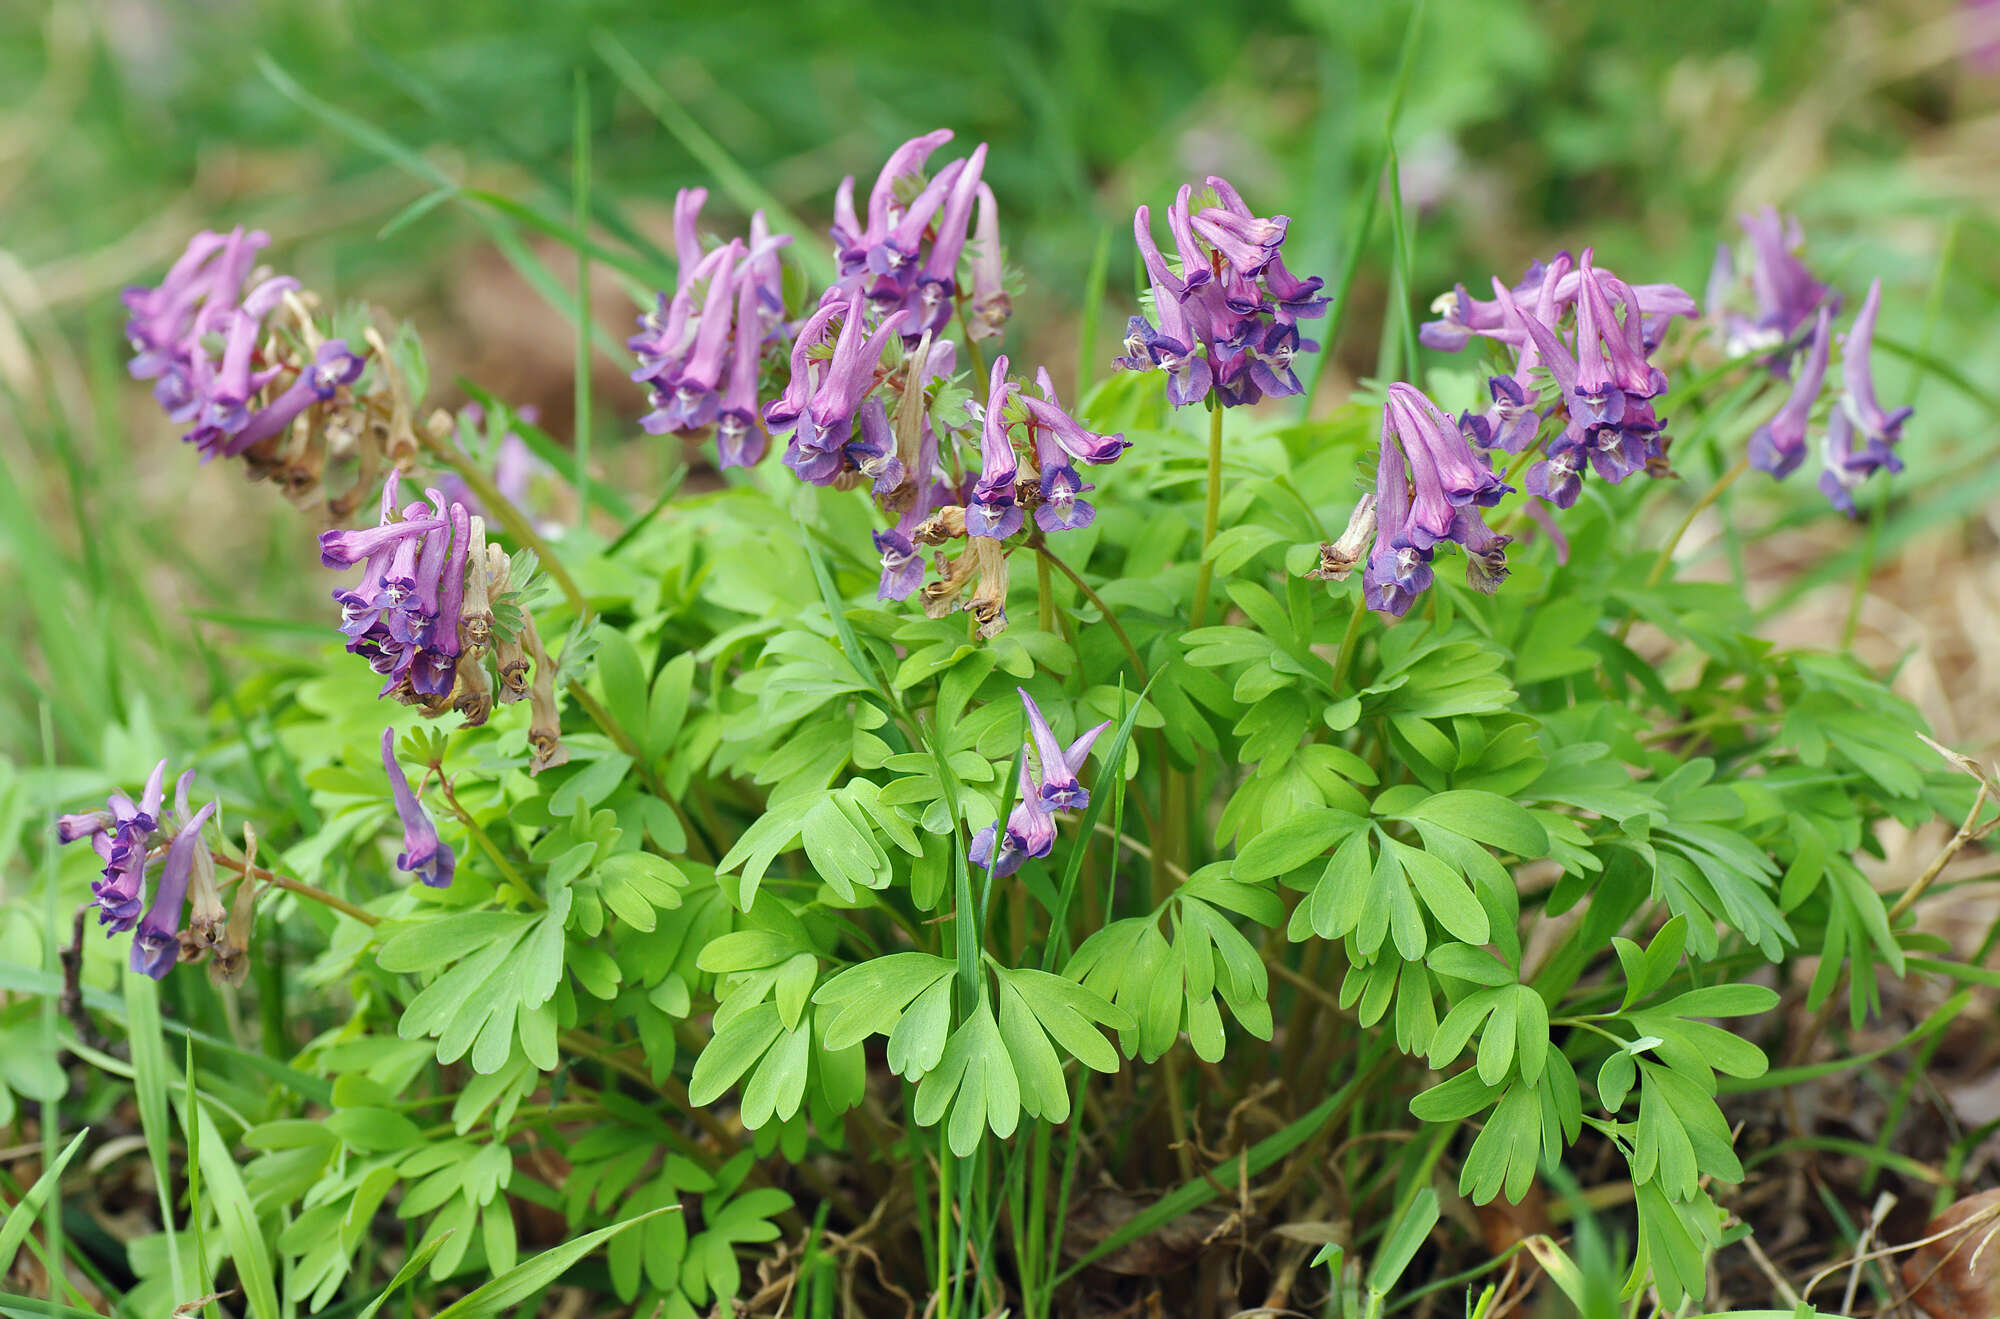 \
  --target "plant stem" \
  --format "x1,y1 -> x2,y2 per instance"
1036,548 -> 1054,635
416,423 -> 589,616
1328,591 -> 1370,693
1643,454 -> 1751,591
1189,404 -> 1226,631
1032,543 -> 1146,683
438,775 -> 542,907
212,853 -> 379,927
